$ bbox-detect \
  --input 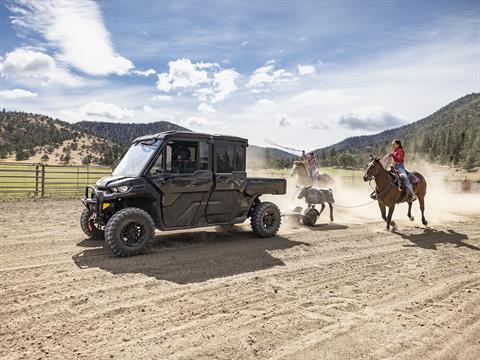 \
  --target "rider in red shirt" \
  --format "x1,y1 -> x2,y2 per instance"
390,139 -> 416,201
